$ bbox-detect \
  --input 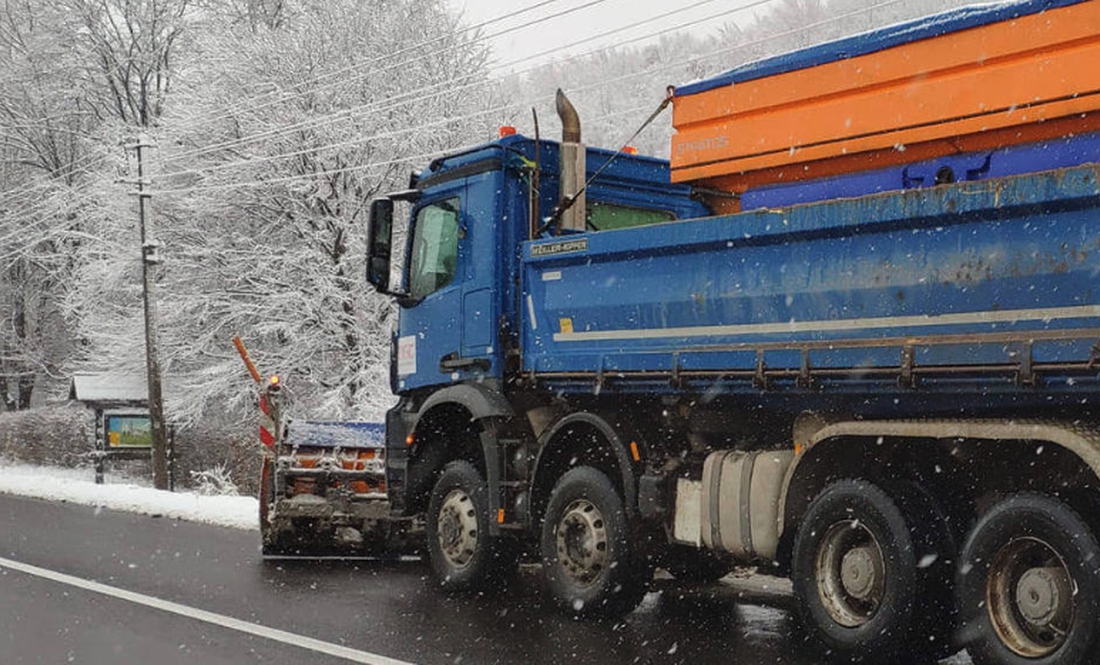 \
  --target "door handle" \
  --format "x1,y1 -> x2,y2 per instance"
439,352 -> 491,372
